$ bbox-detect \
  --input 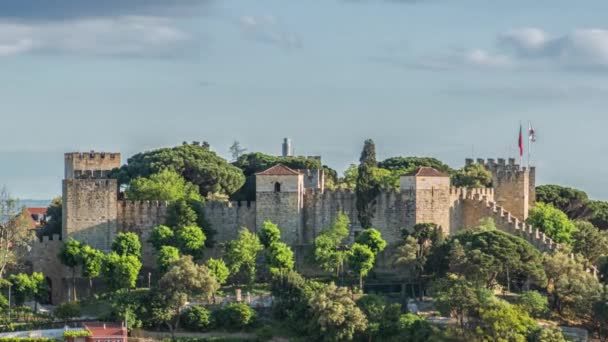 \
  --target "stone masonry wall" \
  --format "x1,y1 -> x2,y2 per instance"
28,234 -> 66,304
203,201 -> 257,243
63,179 -> 118,252
117,201 -> 168,269
64,152 -> 121,179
